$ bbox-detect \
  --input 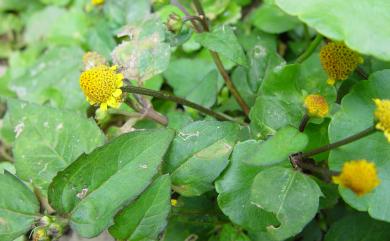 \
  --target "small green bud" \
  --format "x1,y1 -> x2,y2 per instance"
167,13 -> 183,34
47,223 -> 64,239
